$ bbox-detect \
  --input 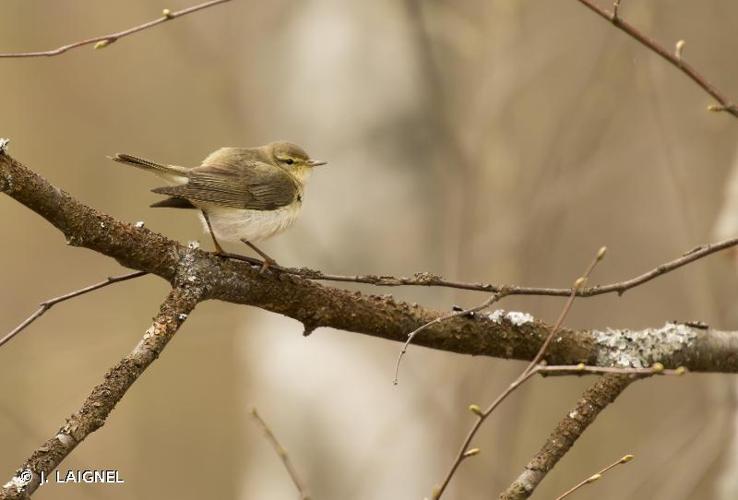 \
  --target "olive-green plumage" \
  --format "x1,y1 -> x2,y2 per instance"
109,141 -> 325,248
